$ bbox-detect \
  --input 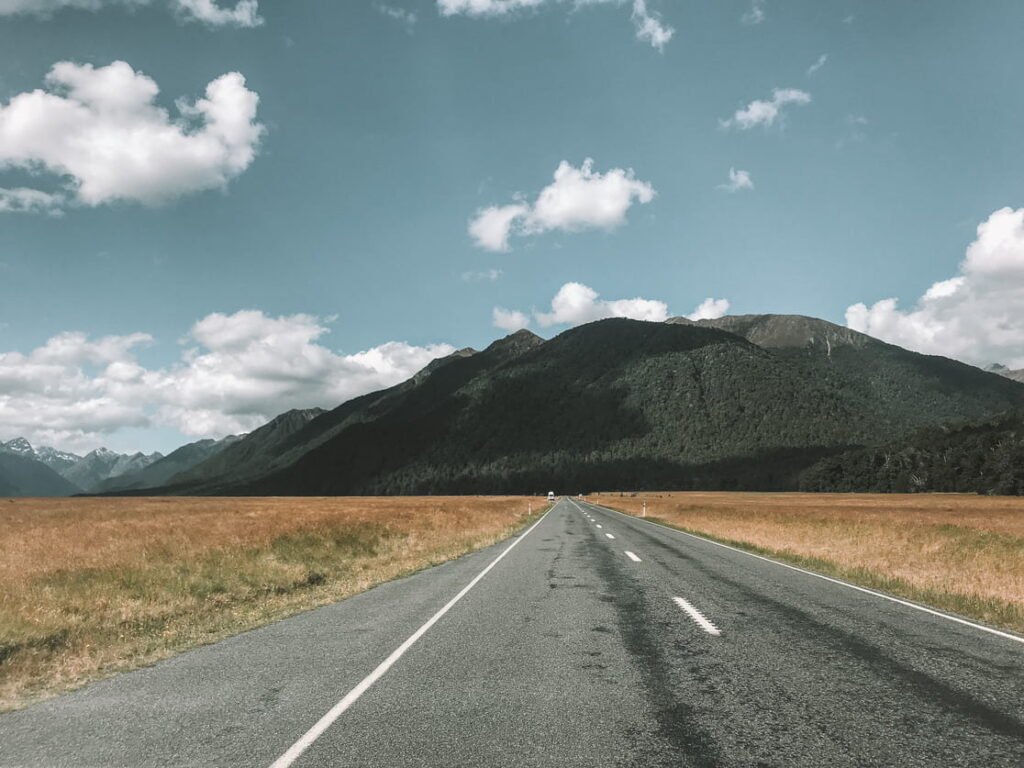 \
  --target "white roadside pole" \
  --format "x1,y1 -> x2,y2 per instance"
642,500 -> 646,518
